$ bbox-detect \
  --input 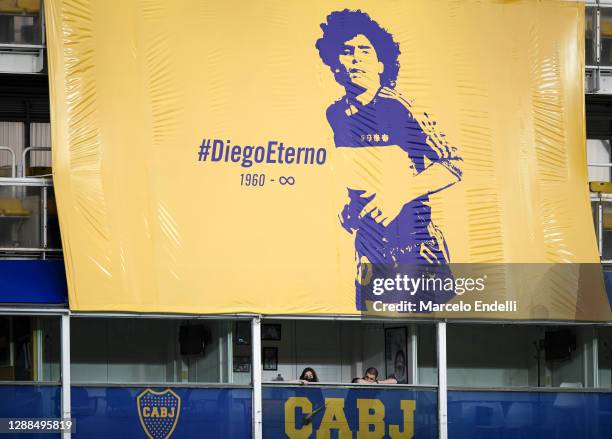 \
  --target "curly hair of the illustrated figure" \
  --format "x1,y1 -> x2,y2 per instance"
316,9 -> 401,88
